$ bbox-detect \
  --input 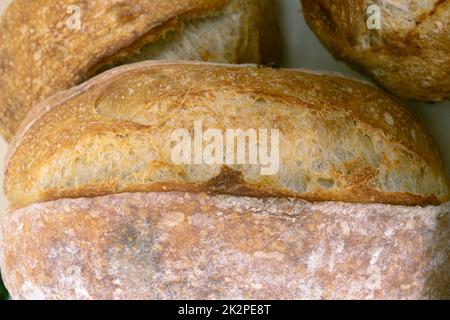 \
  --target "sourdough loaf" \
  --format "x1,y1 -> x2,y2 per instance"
1,62 -> 449,299
0,0 -> 280,141
301,0 -> 450,102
